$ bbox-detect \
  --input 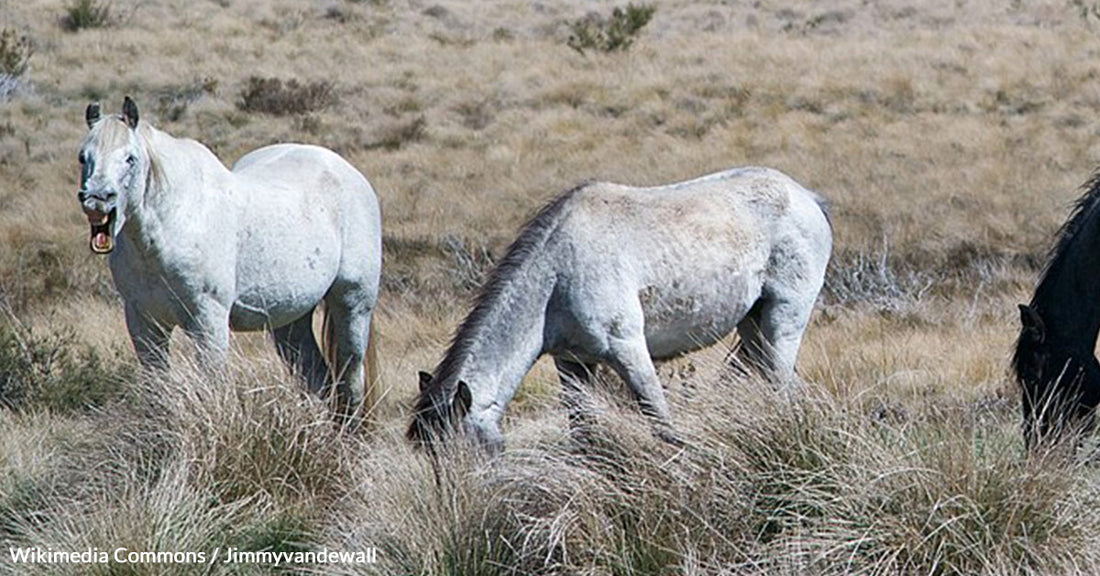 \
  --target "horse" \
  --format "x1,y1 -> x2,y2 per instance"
1014,170 -> 1100,449
77,97 -> 382,425
408,166 -> 833,452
